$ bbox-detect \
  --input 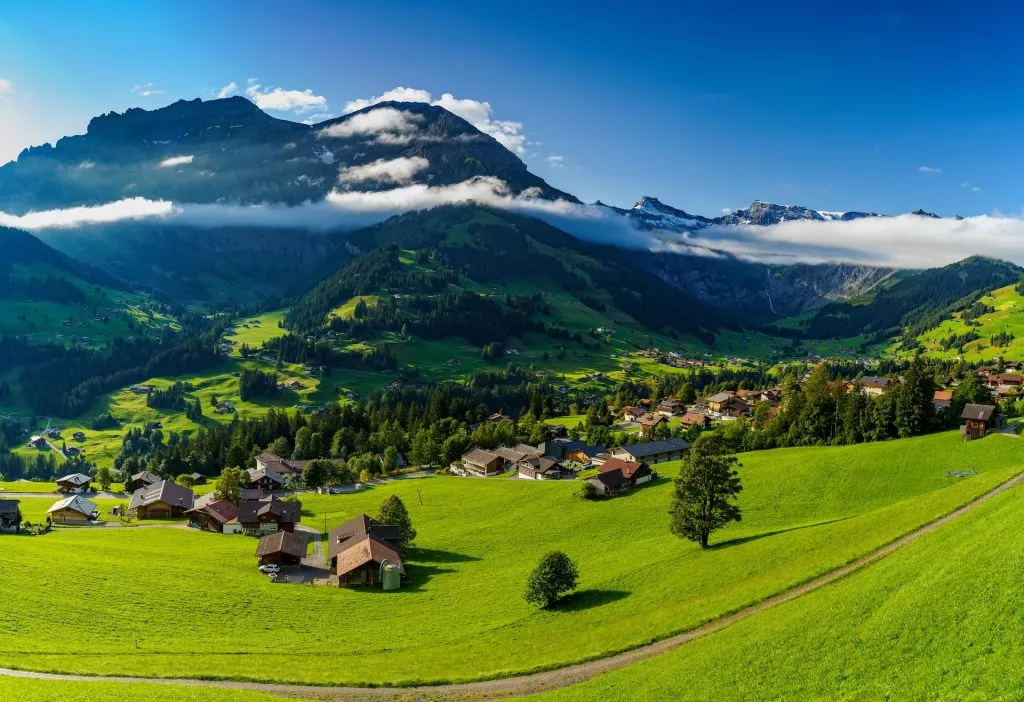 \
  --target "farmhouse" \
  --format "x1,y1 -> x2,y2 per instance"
517,456 -> 564,480
128,480 -> 194,519
55,473 -> 92,494
655,400 -> 682,417
47,495 -> 99,523
720,398 -> 752,418
0,499 -> 21,531
858,376 -> 890,395
639,413 -> 667,436
255,530 -> 309,566
237,495 -> 301,535
254,452 -> 314,478
185,499 -> 239,533
622,406 -> 644,422
189,473 -> 207,485
72,431 -> 86,442
486,411 -> 512,423
612,438 -> 690,464
707,392 -> 736,414
587,457 -> 653,496
933,390 -> 953,412
961,403 -> 1004,441
327,514 -> 406,588
328,514 -> 401,556
987,373 -> 1022,388
27,436 -> 46,449
558,441 -> 606,466
680,412 -> 711,429
457,448 -> 506,477
129,470 -> 161,492
247,466 -> 286,492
